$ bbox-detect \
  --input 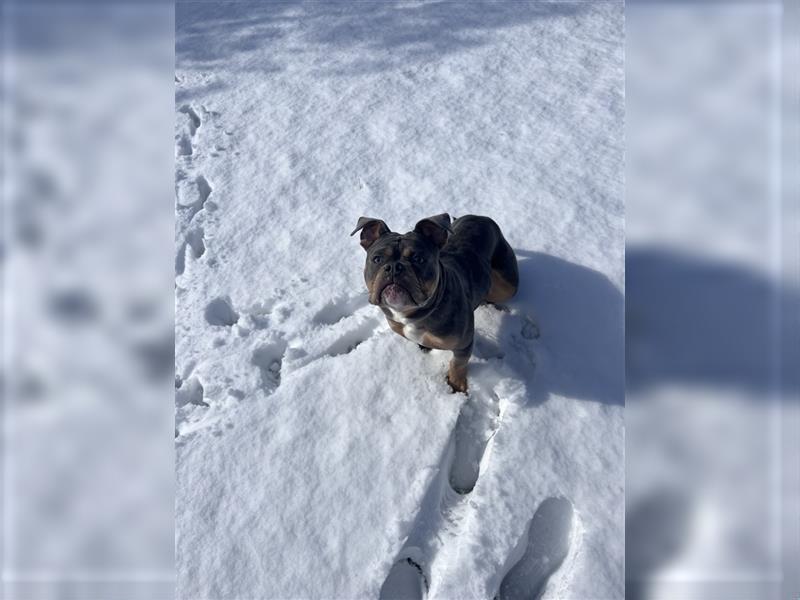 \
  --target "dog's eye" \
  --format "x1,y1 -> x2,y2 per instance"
372,255 -> 382,264
411,254 -> 425,265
